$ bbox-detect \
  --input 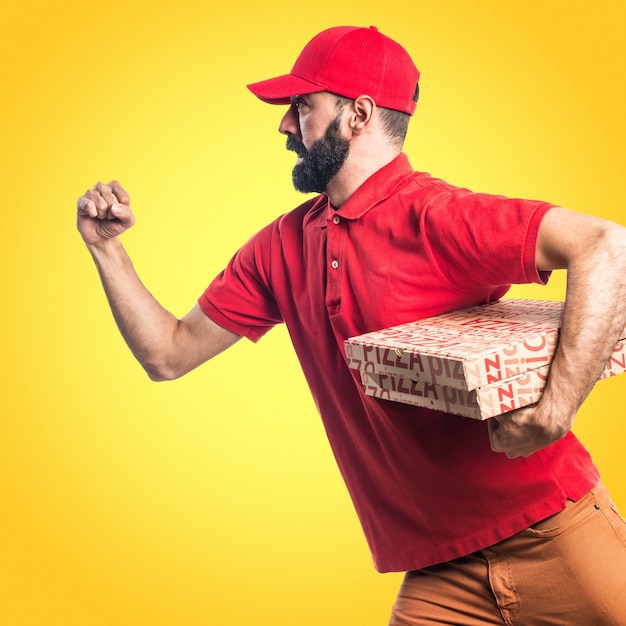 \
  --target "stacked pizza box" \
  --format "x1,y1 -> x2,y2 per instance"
344,299 -> 626,419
